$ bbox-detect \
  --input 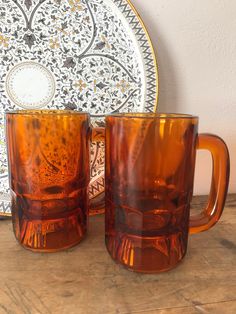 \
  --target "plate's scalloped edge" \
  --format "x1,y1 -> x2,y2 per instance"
113,0 -> 159,112
89,176 -> 105,198
0,200 -> 11,217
